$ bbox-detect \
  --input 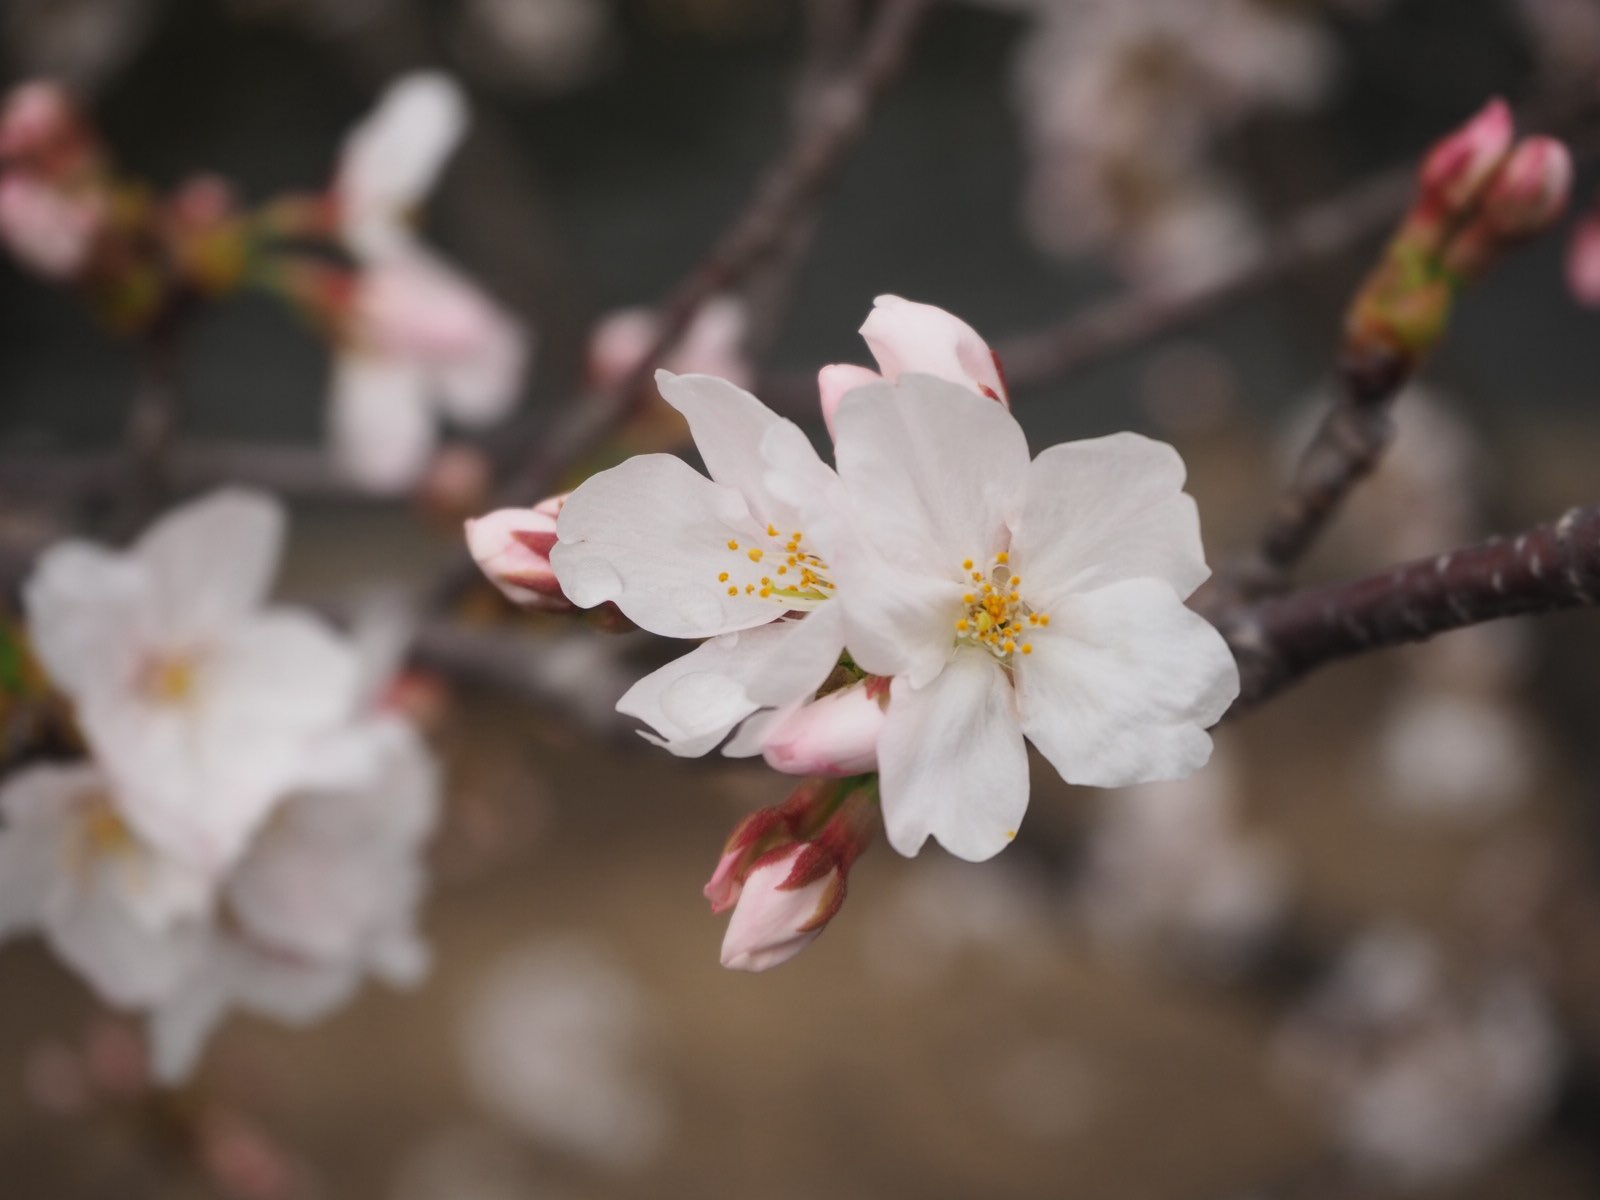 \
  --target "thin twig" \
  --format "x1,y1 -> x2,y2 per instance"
1220,504 -> 1600,711
121,334 -> 180,530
